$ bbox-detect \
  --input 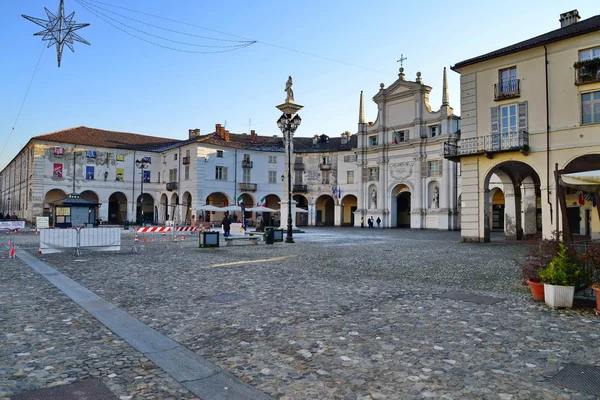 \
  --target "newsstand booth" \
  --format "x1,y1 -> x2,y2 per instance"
52,193 -> 100,228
